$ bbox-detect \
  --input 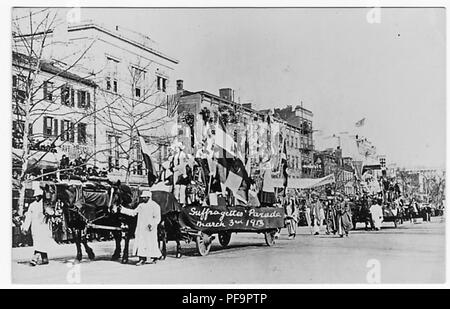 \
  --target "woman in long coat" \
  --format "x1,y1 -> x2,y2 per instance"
119,191 -> 162,266
336,196 -> 353,237
22,189 -> 56,266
